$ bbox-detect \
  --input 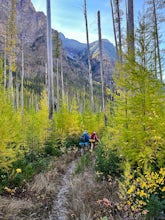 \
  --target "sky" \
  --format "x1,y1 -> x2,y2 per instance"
30,0 -> 154,45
